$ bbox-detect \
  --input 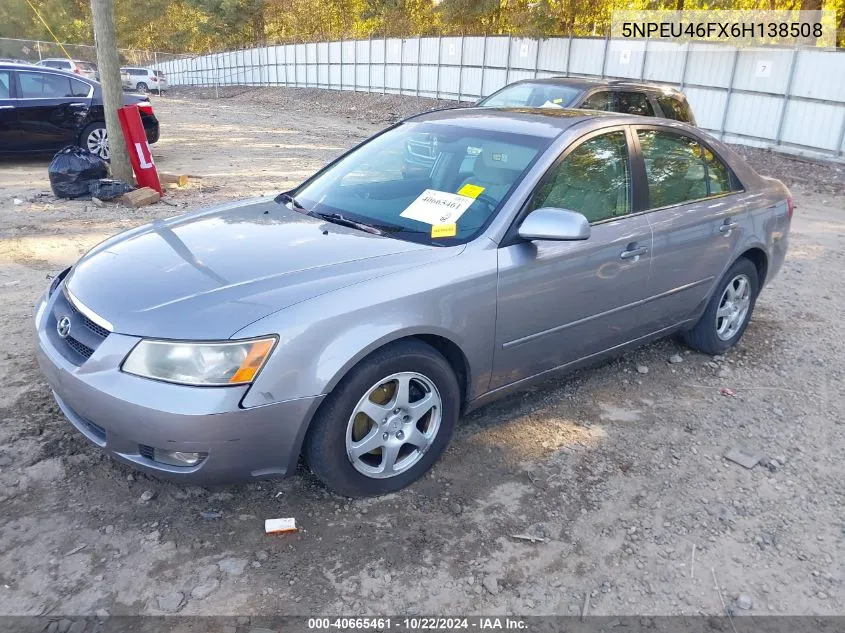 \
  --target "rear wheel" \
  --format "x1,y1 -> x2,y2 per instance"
136,82 -> 149,93
304,340 -> 460,497
80,122 -> 109,160
683,257 -> 759,355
